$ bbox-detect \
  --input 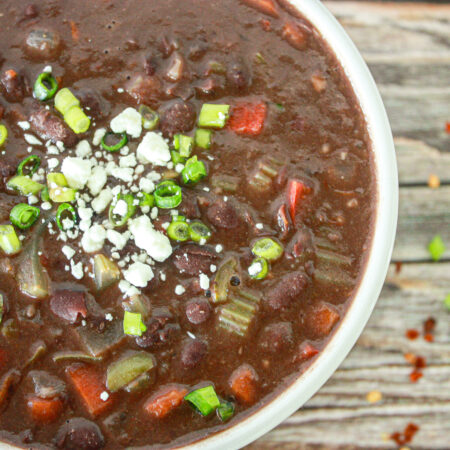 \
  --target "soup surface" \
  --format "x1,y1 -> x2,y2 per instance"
0,0 -> 375,448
